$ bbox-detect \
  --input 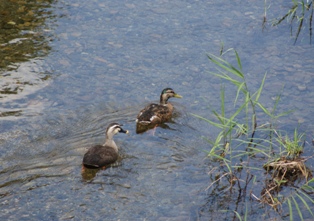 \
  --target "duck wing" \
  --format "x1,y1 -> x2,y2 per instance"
137,103 -> 170,125
83,145 -> 118,168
